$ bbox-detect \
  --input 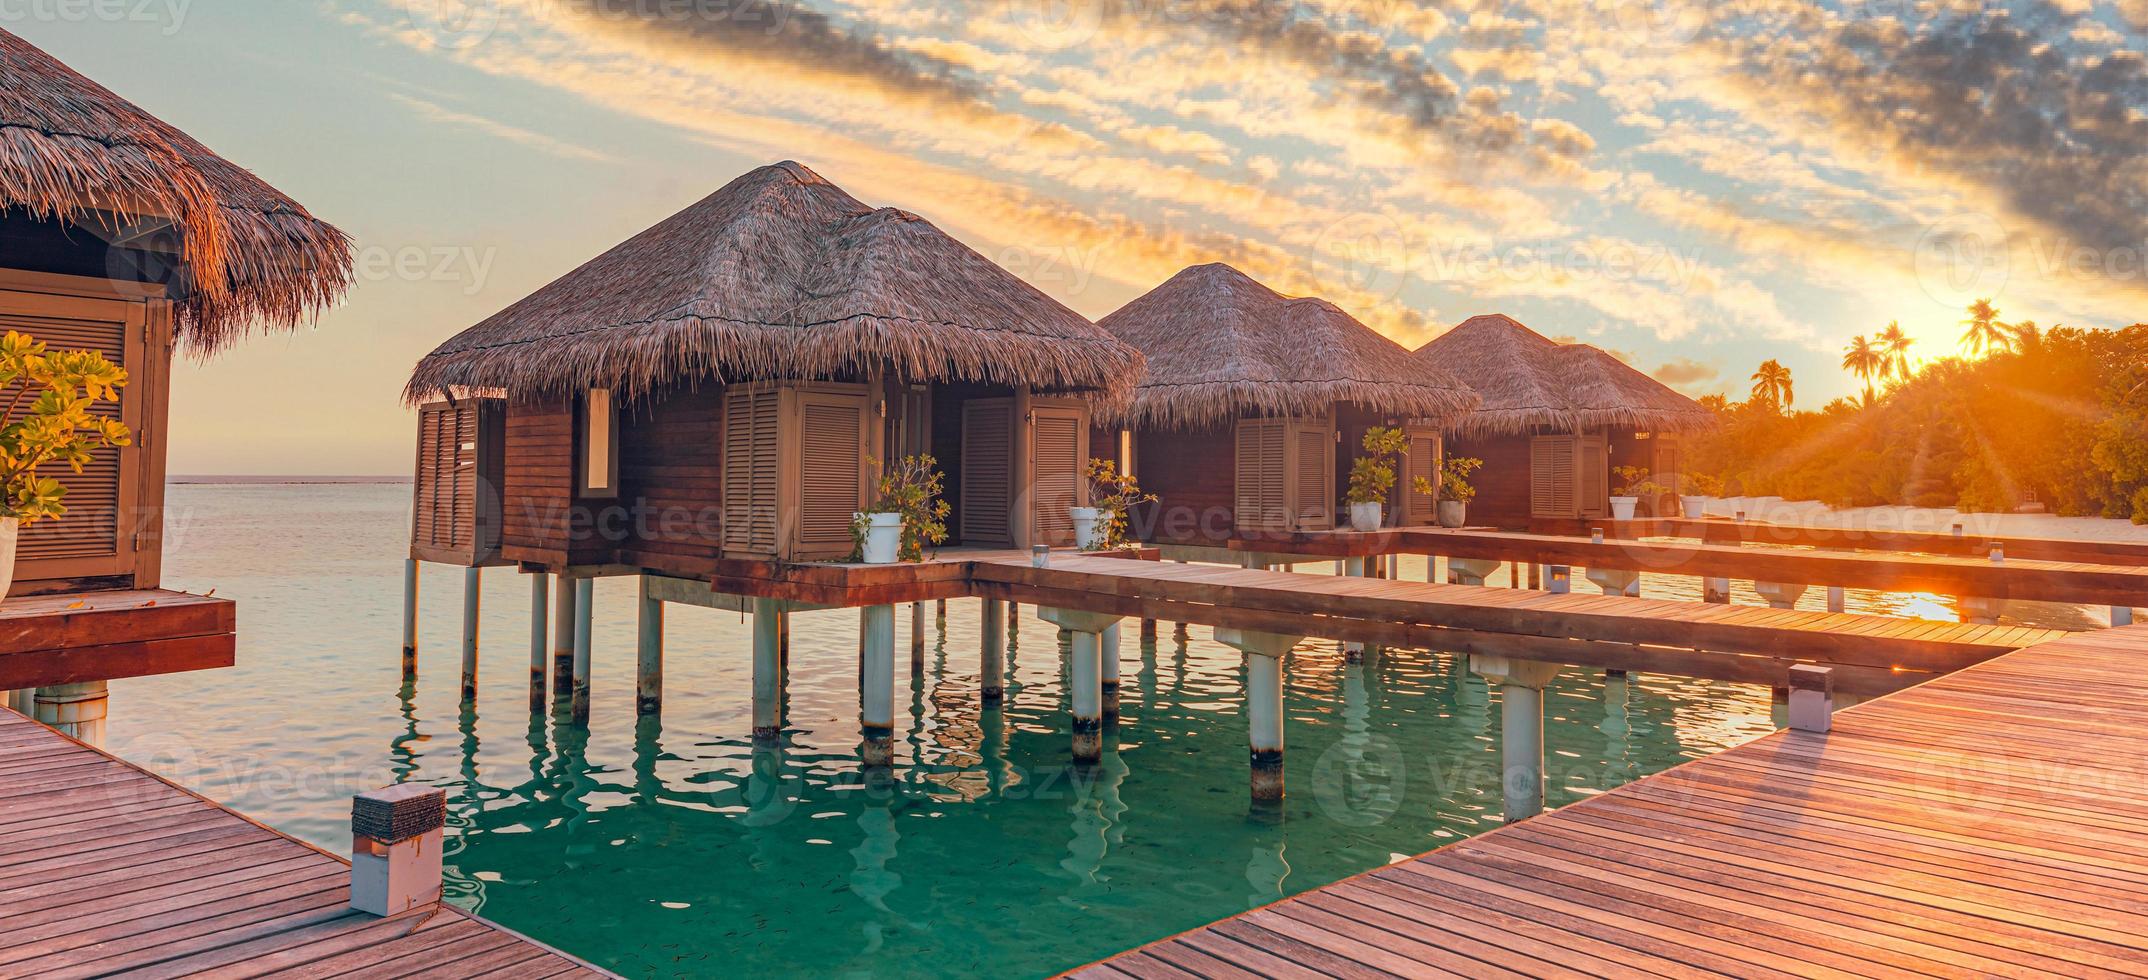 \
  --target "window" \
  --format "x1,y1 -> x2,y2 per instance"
582,387 -> 617,497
